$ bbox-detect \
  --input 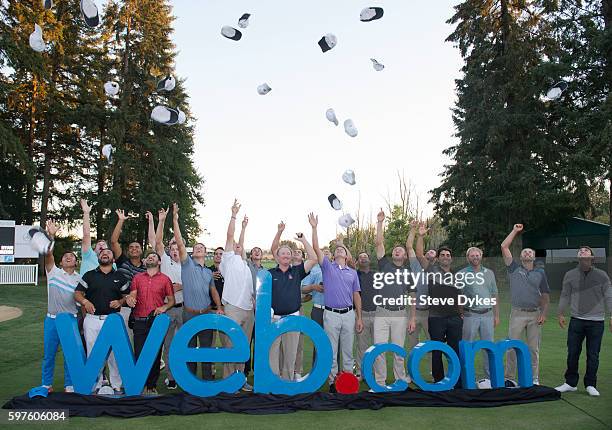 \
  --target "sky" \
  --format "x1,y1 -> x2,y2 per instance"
169,0 -> 463,250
